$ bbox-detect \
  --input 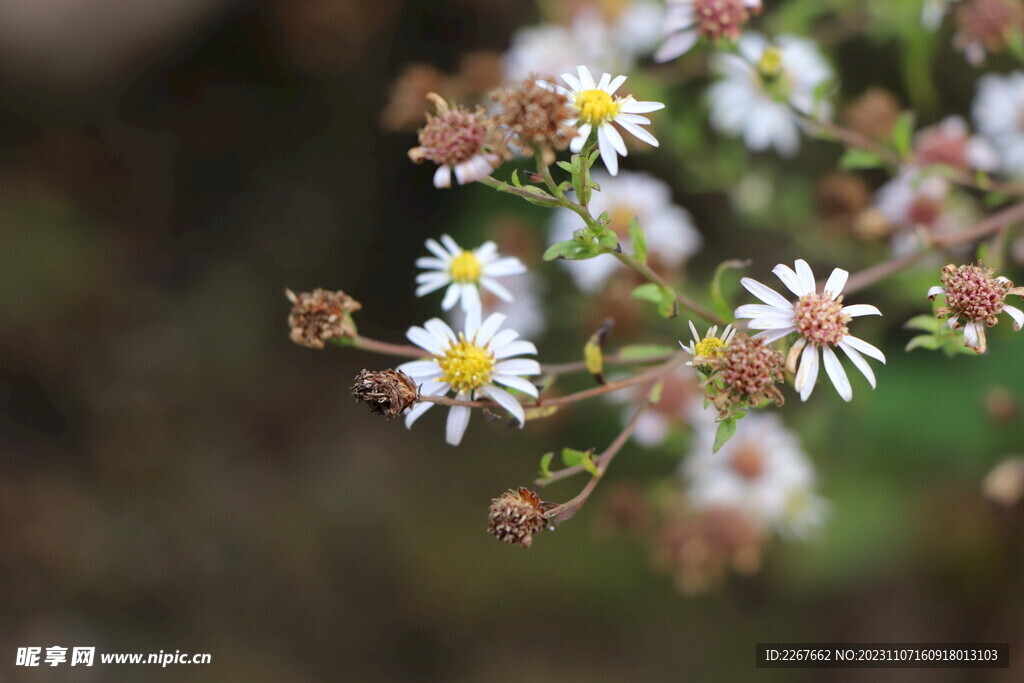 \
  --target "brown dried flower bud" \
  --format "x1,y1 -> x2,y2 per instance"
930,263 -> 1024,353
487,487 -> 552,548
286,288 -> 361,349
351,369 -> 419,419
843,87 -> 901,142
955,0 -> 1024,65
491,77 -> 578,161
408,93 -> 504,188
707,333 -> 786,418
